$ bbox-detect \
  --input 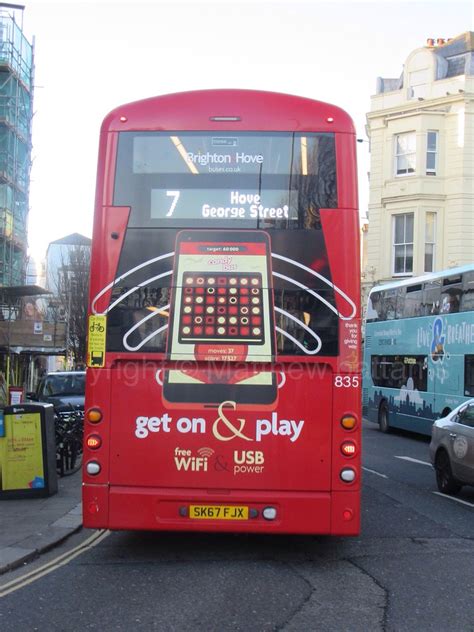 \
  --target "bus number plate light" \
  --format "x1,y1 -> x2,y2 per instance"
262,507 -> 277,521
